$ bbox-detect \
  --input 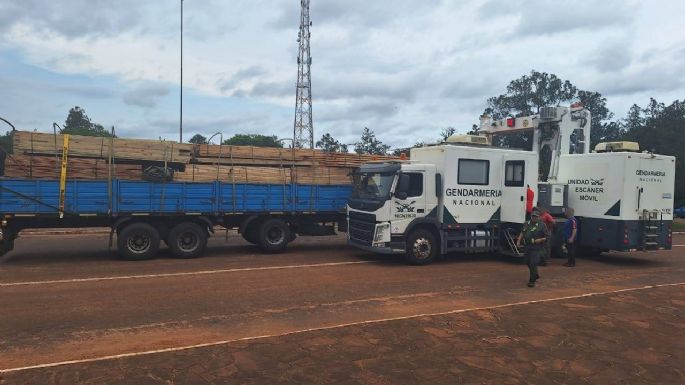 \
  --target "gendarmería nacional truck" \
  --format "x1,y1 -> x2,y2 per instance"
347,105 -> 675,264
